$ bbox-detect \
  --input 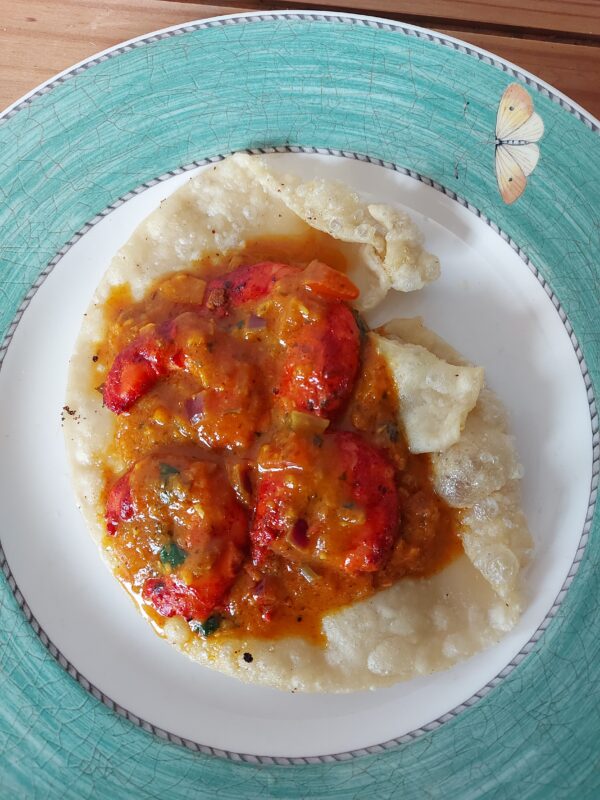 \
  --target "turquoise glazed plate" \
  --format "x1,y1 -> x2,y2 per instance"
0,10 -> 598,798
